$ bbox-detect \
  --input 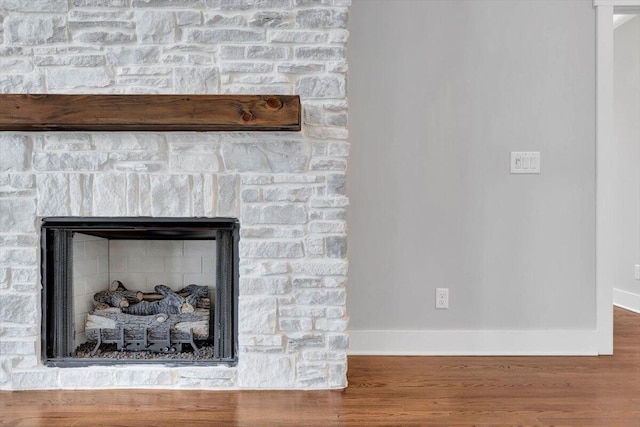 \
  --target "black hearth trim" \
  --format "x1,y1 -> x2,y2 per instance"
40,217 -> 239,367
